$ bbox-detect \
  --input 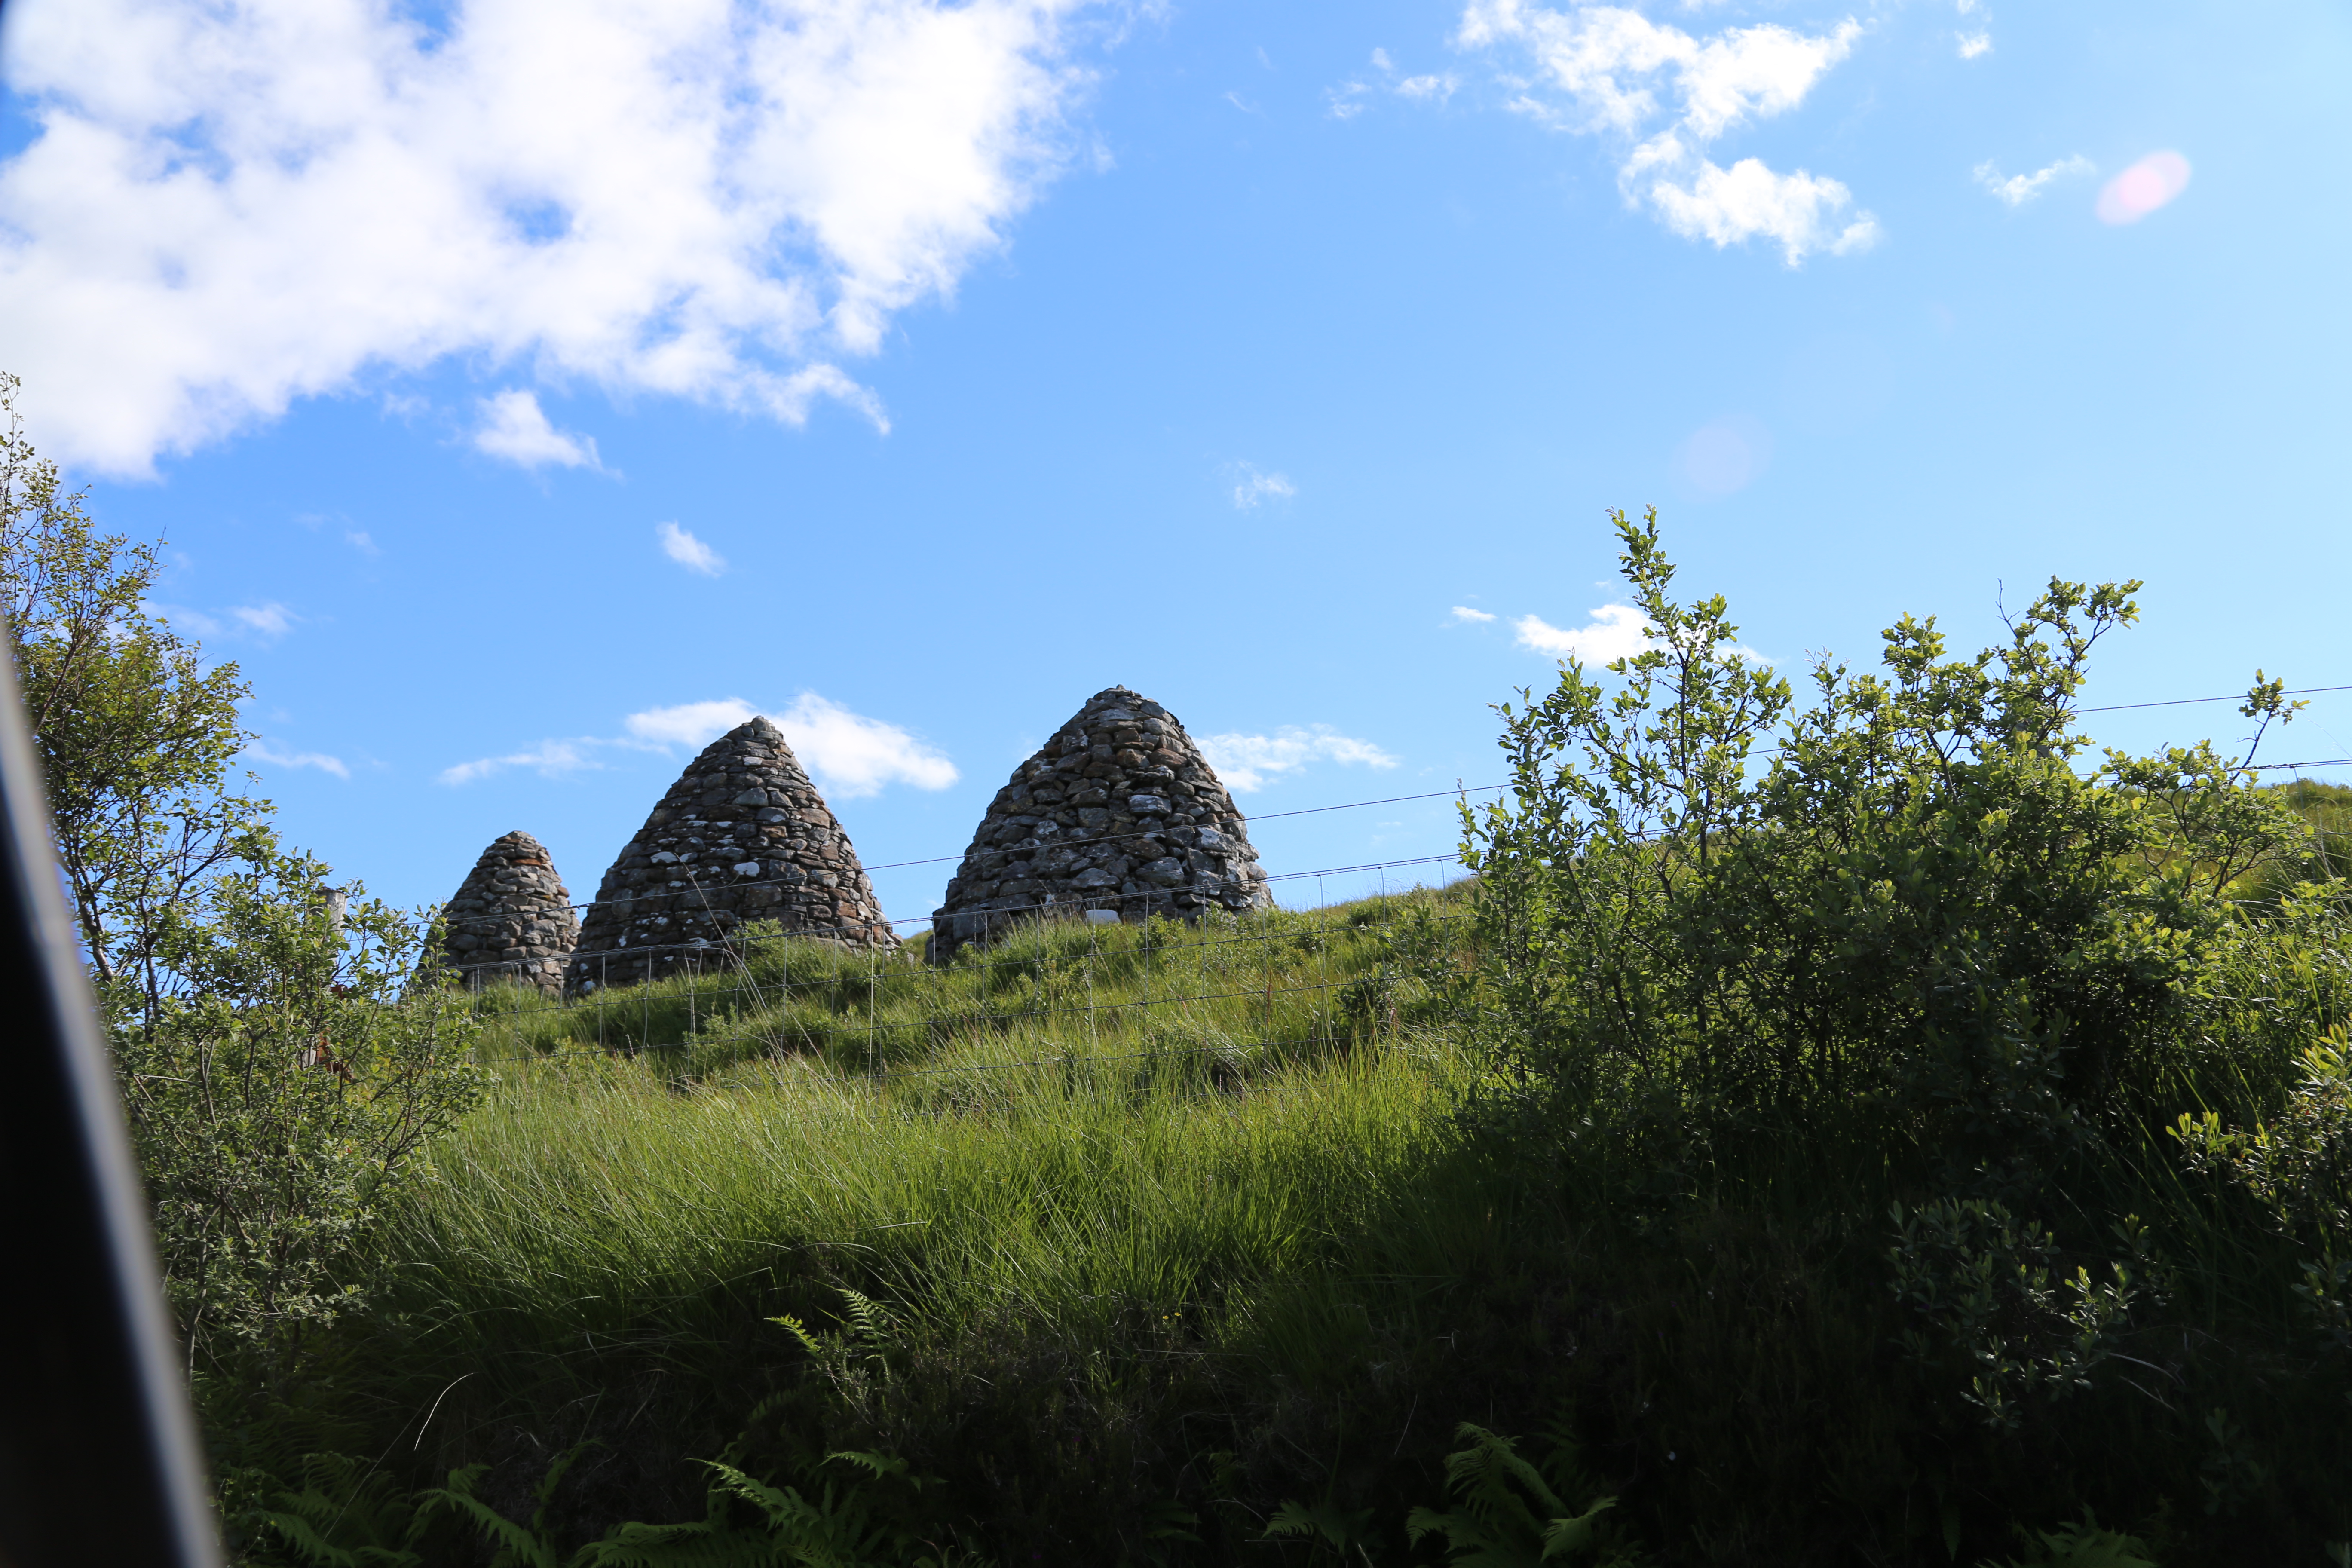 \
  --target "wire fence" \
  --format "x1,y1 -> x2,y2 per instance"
441,674 -> 2352,1081
466,878 -> 1467,1093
